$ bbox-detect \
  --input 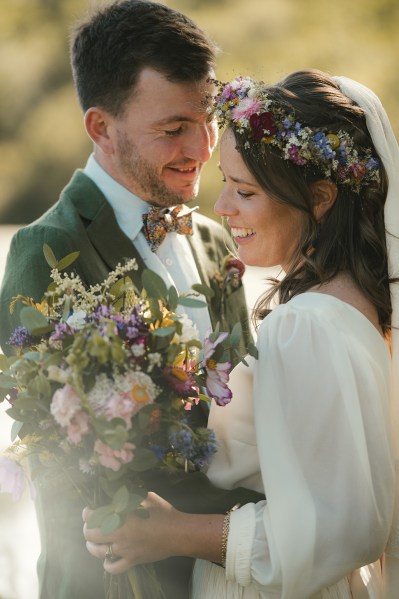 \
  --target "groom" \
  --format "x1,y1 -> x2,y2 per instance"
0,1 -> 263,598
